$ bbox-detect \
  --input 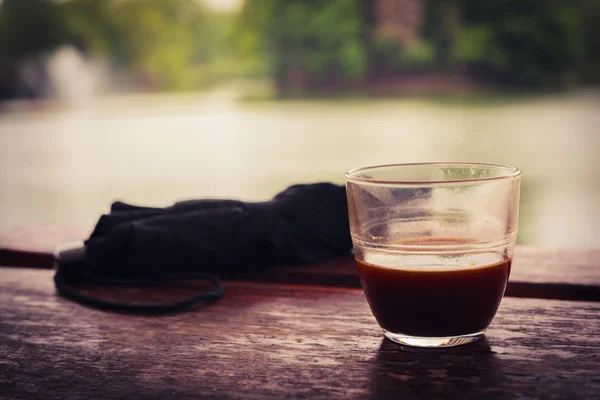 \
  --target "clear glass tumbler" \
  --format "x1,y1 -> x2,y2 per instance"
345,163 -> 521,348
